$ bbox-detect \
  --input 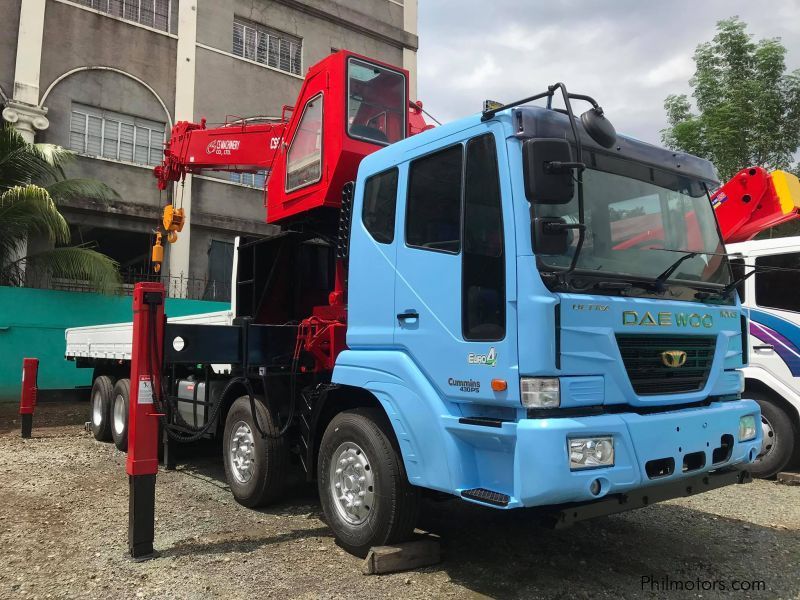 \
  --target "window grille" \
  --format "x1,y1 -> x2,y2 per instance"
71,0 -> 176,33
69,103 -> 166,166
232,18 -> 302,76
229,171 -> 268,189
